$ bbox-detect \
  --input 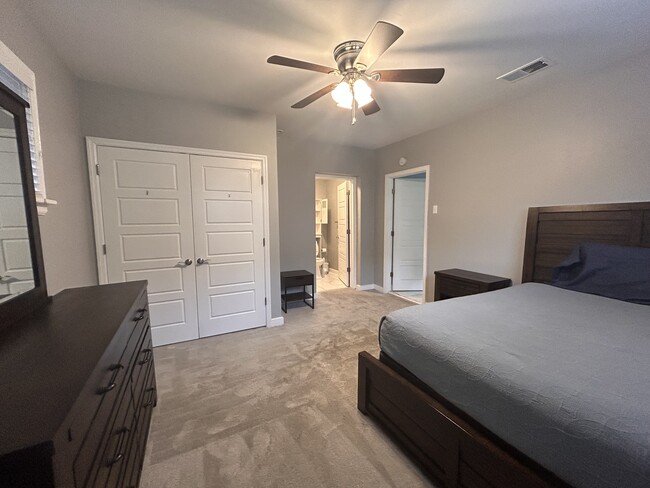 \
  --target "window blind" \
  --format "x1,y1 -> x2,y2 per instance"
0,63 -> 41,192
